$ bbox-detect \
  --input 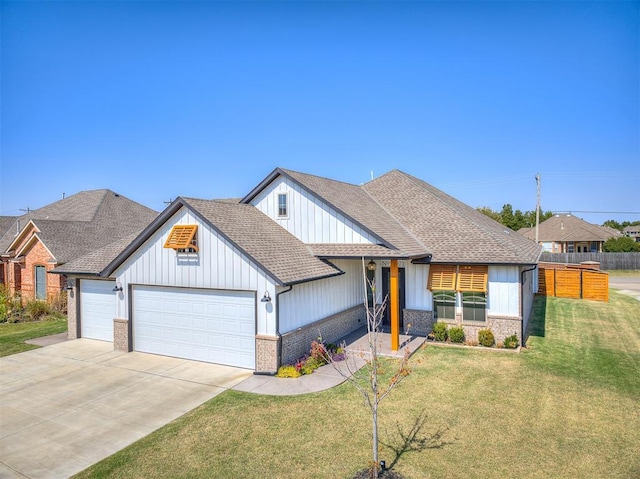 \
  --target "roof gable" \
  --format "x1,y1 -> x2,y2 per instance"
243,168 -> 429,258
101,198 -> 342,285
